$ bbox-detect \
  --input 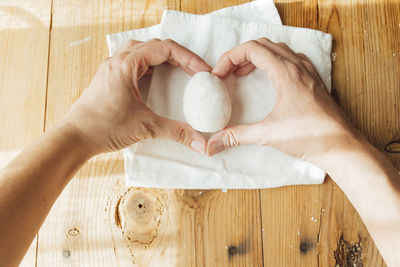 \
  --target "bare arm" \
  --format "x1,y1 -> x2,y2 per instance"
0,39 -> 210,267
208,38 -> 400,266
320,135 -> 400,266
0,124 -> 91,266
